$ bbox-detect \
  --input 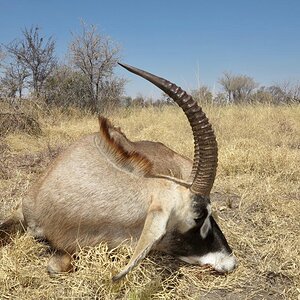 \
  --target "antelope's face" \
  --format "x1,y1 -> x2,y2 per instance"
167,194 -> 237,273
